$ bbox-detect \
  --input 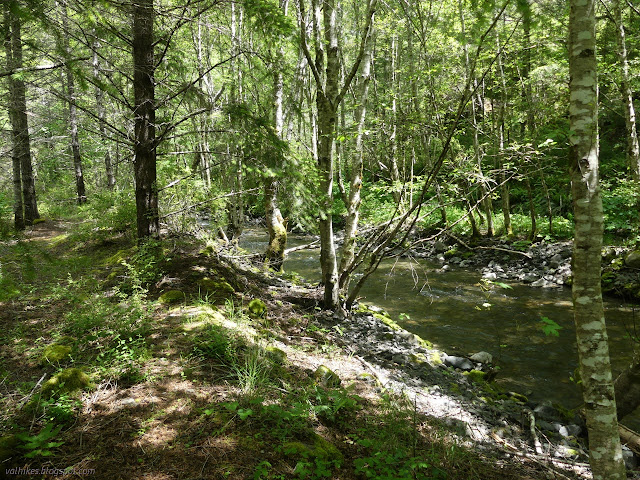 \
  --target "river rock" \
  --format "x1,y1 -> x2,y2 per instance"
533,402 -> 562,422
625,250 -> 640,269
622,445 -> 638,470
469,351 -> 493,364
482,272 -> 497,280
444,356 -> 474,371
434,240 -> 448,253
549,253 -> 564,268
